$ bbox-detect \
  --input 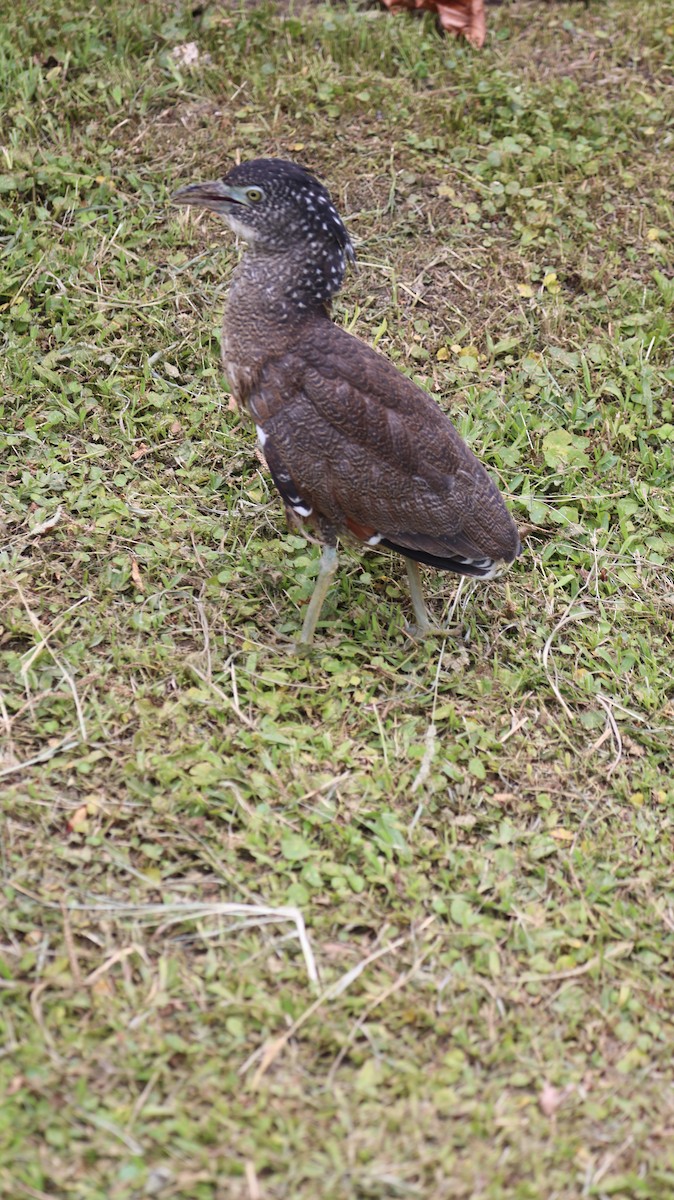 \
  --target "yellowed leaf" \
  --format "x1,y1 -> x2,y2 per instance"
517,283 -> 534,298
67,804 -> 89,833
130,558 -> 144,593
436,346 -> 449,361
91,975 -> 115,998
